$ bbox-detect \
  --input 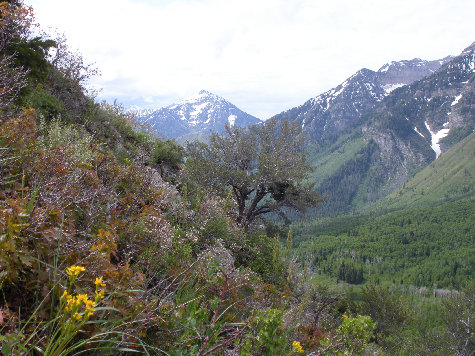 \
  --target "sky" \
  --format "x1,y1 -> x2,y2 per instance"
28,0 -> 475,120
